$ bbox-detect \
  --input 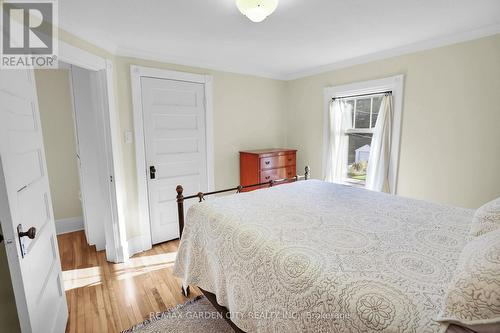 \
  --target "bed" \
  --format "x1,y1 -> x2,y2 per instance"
173,178 -> 475,333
